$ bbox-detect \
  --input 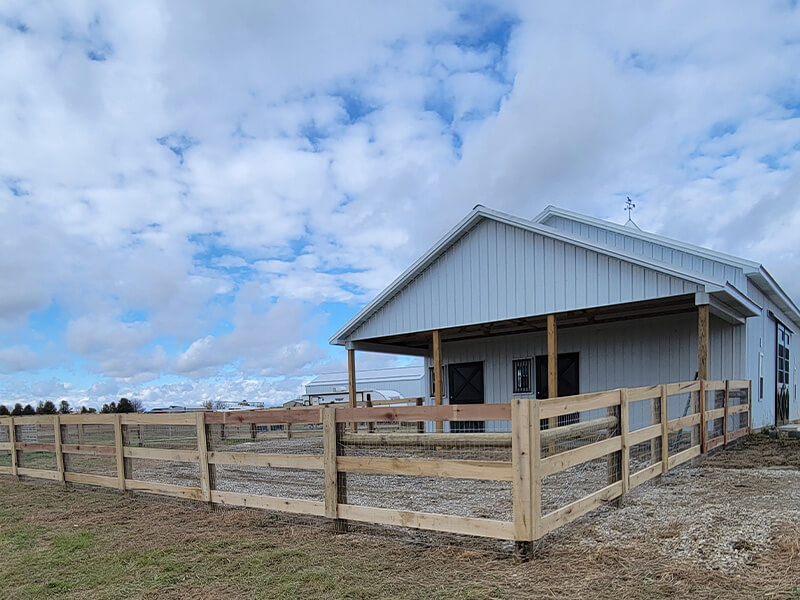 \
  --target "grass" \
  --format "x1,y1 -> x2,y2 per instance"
1,436 -> 800,599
